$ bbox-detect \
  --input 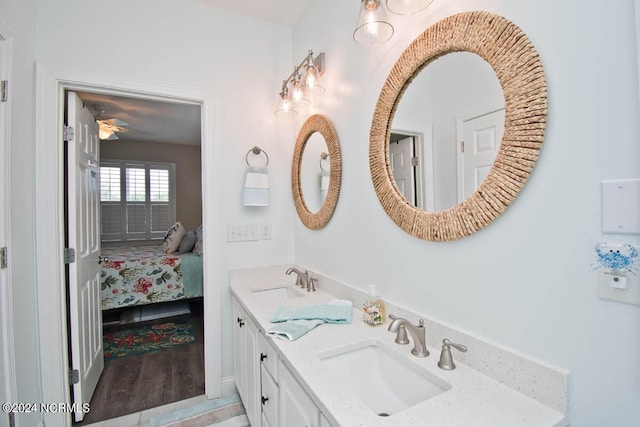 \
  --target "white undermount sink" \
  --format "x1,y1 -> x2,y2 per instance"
251,286 -> 304,303
319,341 -> 449,417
